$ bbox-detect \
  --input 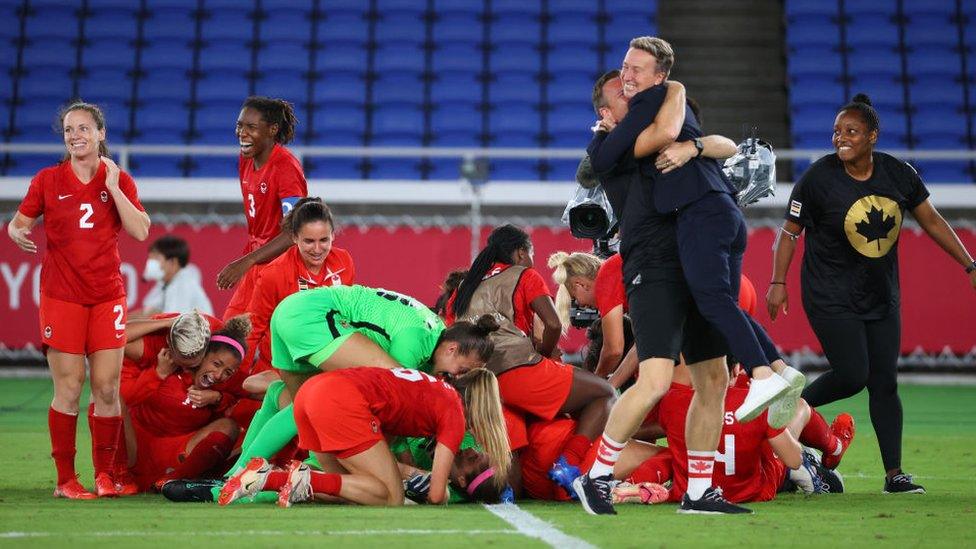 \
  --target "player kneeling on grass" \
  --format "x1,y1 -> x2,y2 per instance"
121,315 -> 251,492
219,367 -> 511,506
